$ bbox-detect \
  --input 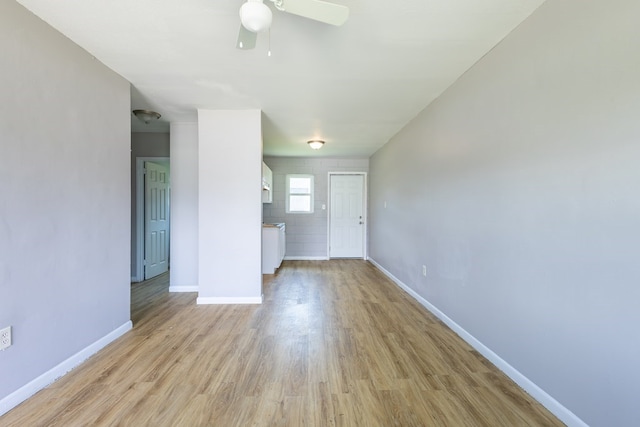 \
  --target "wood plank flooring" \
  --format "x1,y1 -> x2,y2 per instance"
0,260 -> 564,426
